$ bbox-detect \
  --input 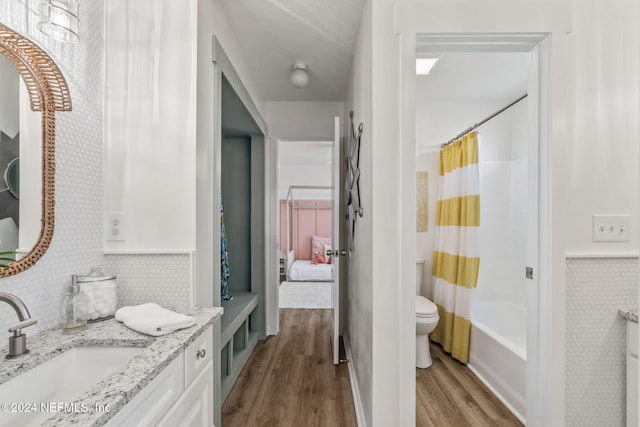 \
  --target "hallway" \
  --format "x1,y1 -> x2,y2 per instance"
222,309 -> 357,426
